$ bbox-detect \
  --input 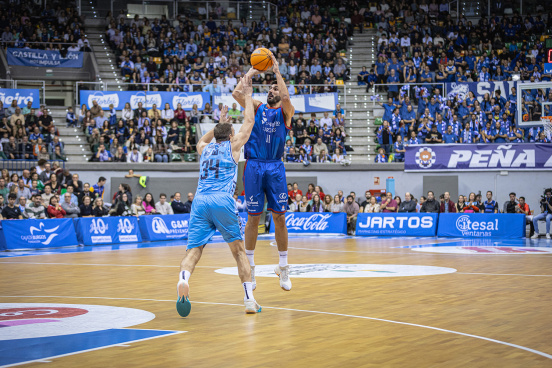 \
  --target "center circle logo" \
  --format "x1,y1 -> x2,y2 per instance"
415,147 -> 436,168
0,303 -> 155,340
215,264 -> 457,278
455,215 -> 471,231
